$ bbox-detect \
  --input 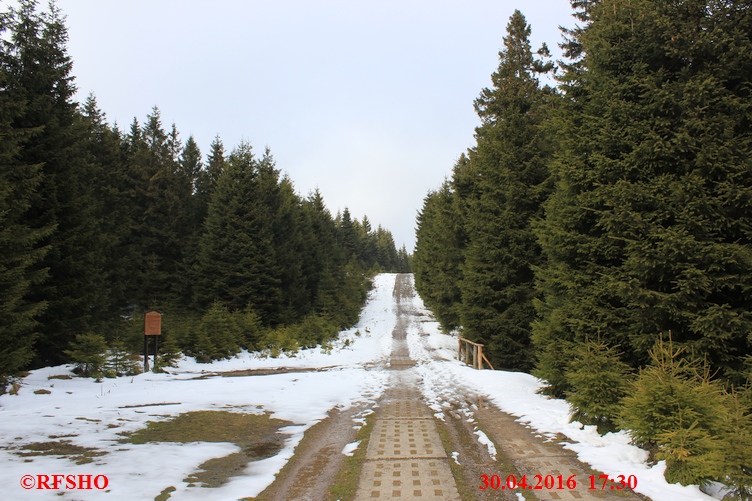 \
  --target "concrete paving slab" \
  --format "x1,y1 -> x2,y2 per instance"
358,459 -> 461,500
366,419 -> 446,459
377,400 -> 434,419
